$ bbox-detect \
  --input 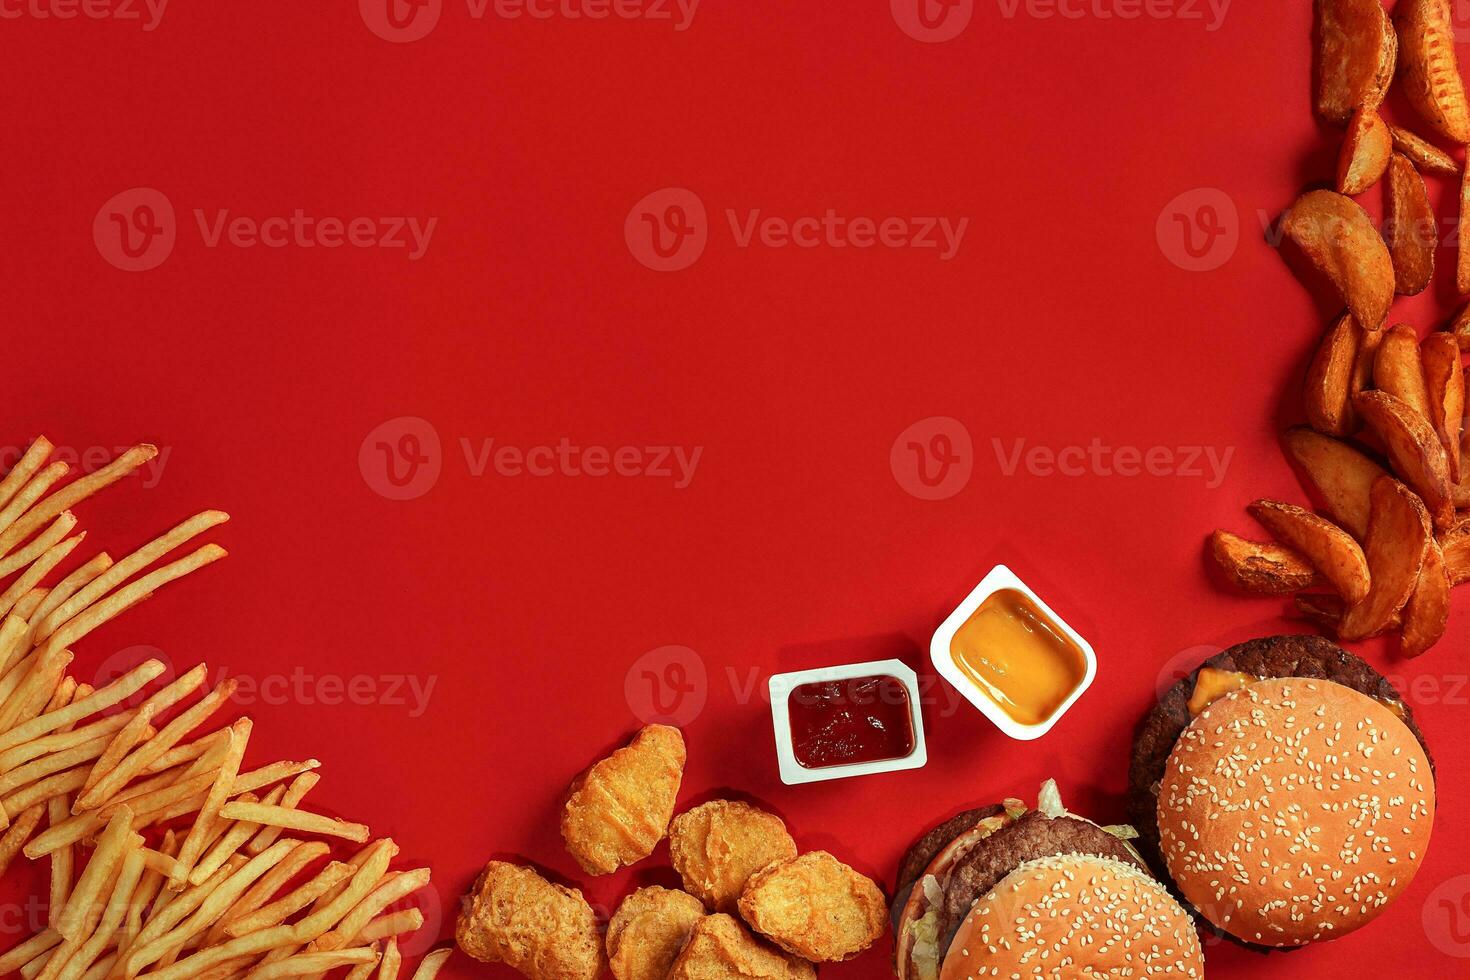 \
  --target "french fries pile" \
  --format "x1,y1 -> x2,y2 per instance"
1209,0 -> 1470,657
0,437 -> 447,979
